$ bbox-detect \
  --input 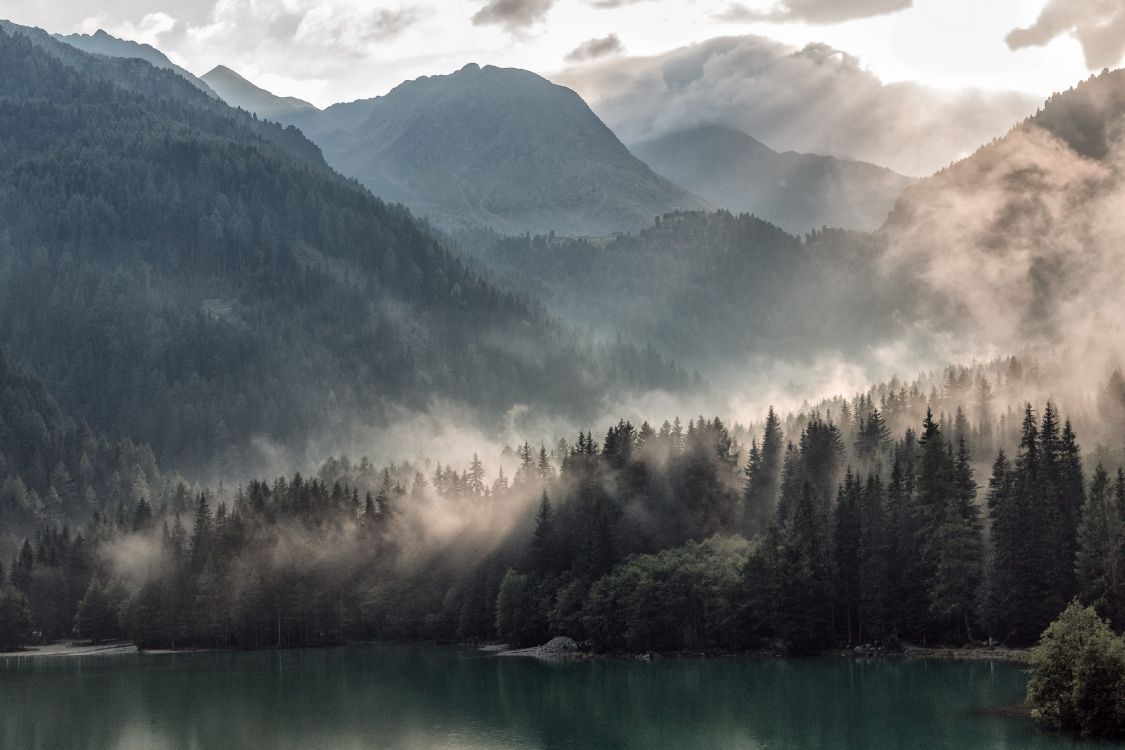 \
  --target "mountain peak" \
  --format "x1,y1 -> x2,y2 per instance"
201,65 -> 317,118
280,65 -> 705,235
